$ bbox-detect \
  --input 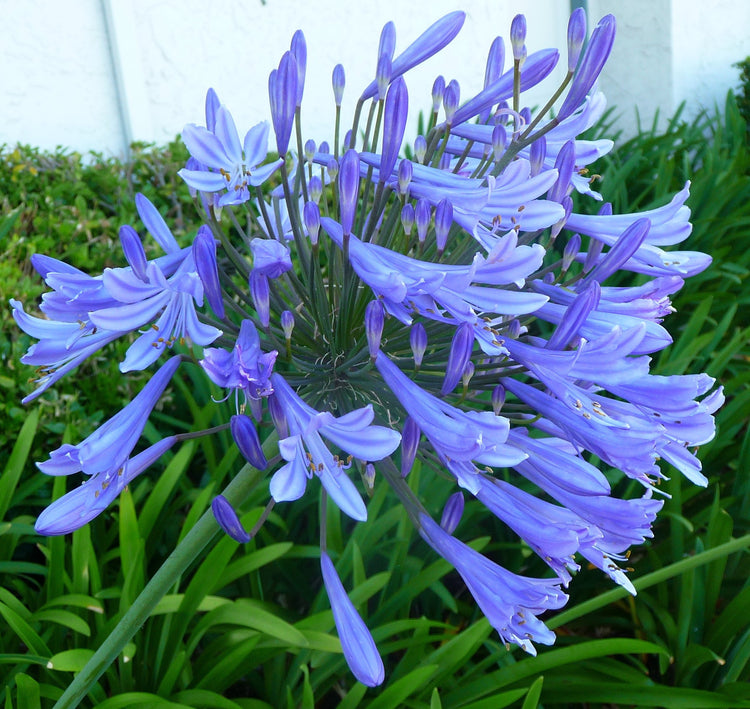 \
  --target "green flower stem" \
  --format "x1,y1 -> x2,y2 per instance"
53,462 -> 267,709
549,533 -> 750,630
